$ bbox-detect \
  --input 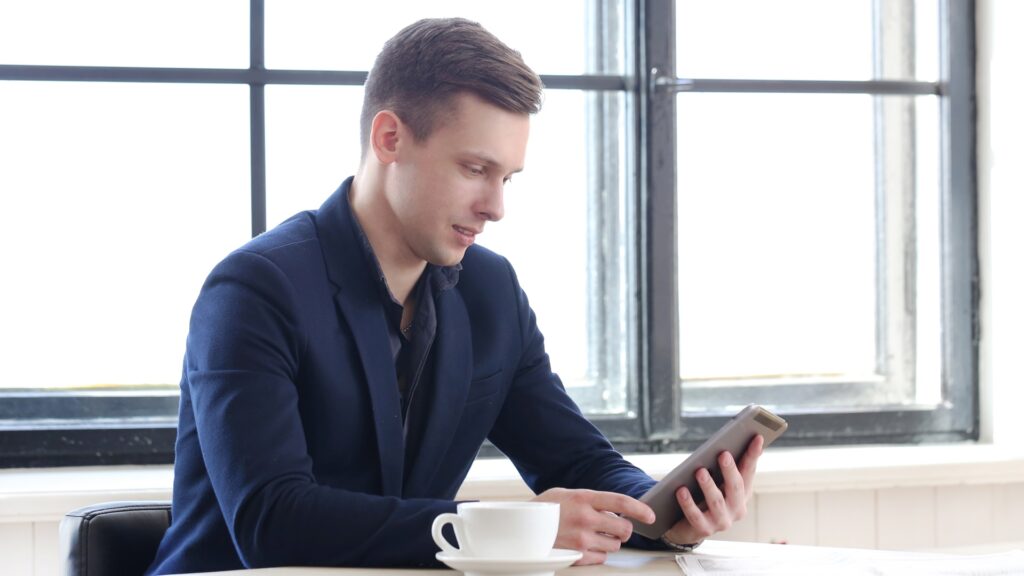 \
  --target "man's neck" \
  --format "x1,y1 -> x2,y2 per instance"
349,176 -> 427,306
